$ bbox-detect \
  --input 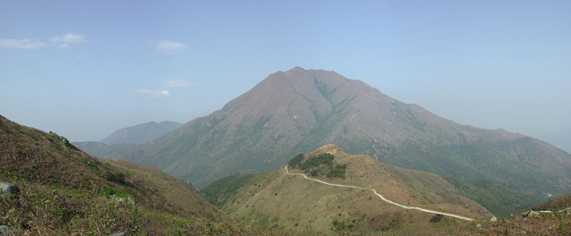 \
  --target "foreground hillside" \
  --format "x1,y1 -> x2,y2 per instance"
0,115 -> 282,235
203,145 -> 492,234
